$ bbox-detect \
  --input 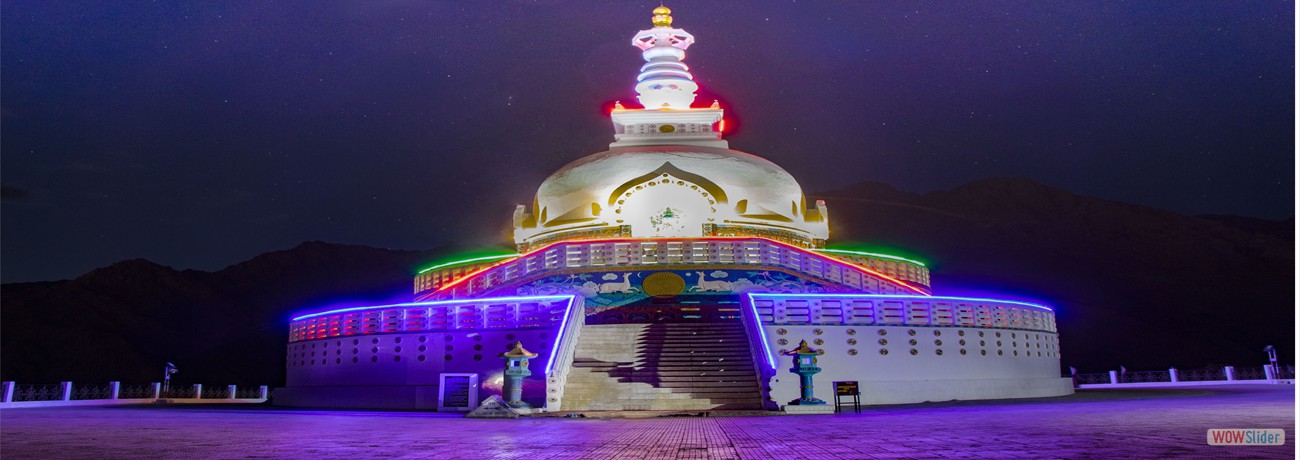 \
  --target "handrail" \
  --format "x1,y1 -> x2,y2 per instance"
739,294 -> 779,410
544,296 -> 585,412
